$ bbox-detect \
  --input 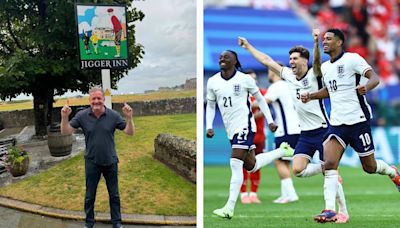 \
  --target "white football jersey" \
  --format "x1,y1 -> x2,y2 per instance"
207,71 -> 258,139
265,80 -> 301,137
321,52 -> 373,126
281,67 -> 329,131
